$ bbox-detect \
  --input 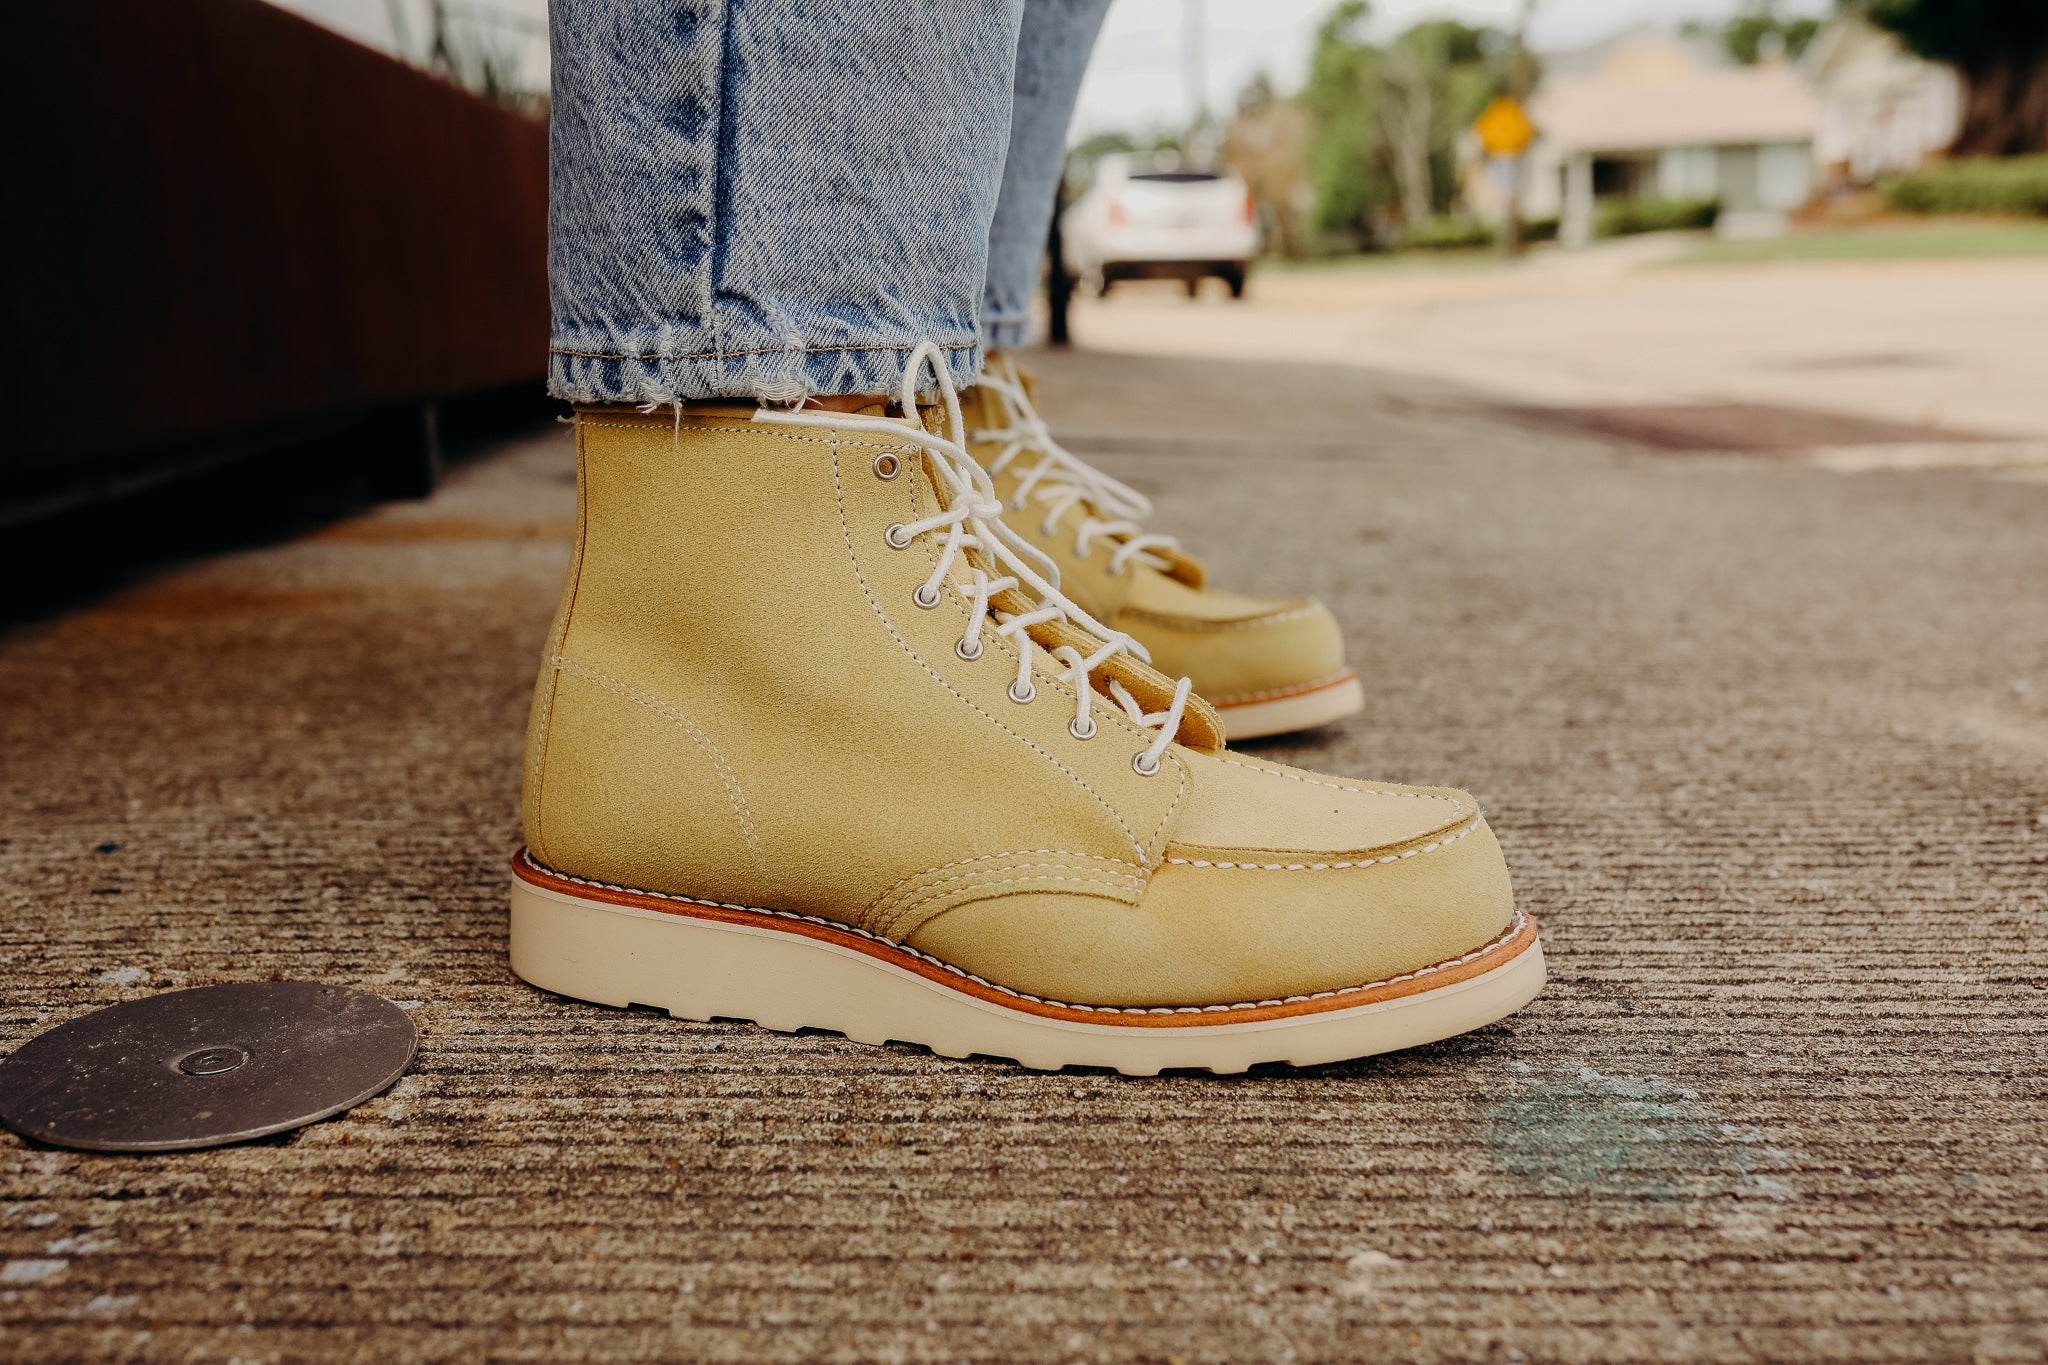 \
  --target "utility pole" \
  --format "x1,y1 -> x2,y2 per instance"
1500,0 -> 1536,259
1182,0 -> 1209,160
